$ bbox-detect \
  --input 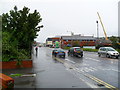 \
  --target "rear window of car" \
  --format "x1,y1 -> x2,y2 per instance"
75,48 -> 81,51
100,48 -> 106,51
